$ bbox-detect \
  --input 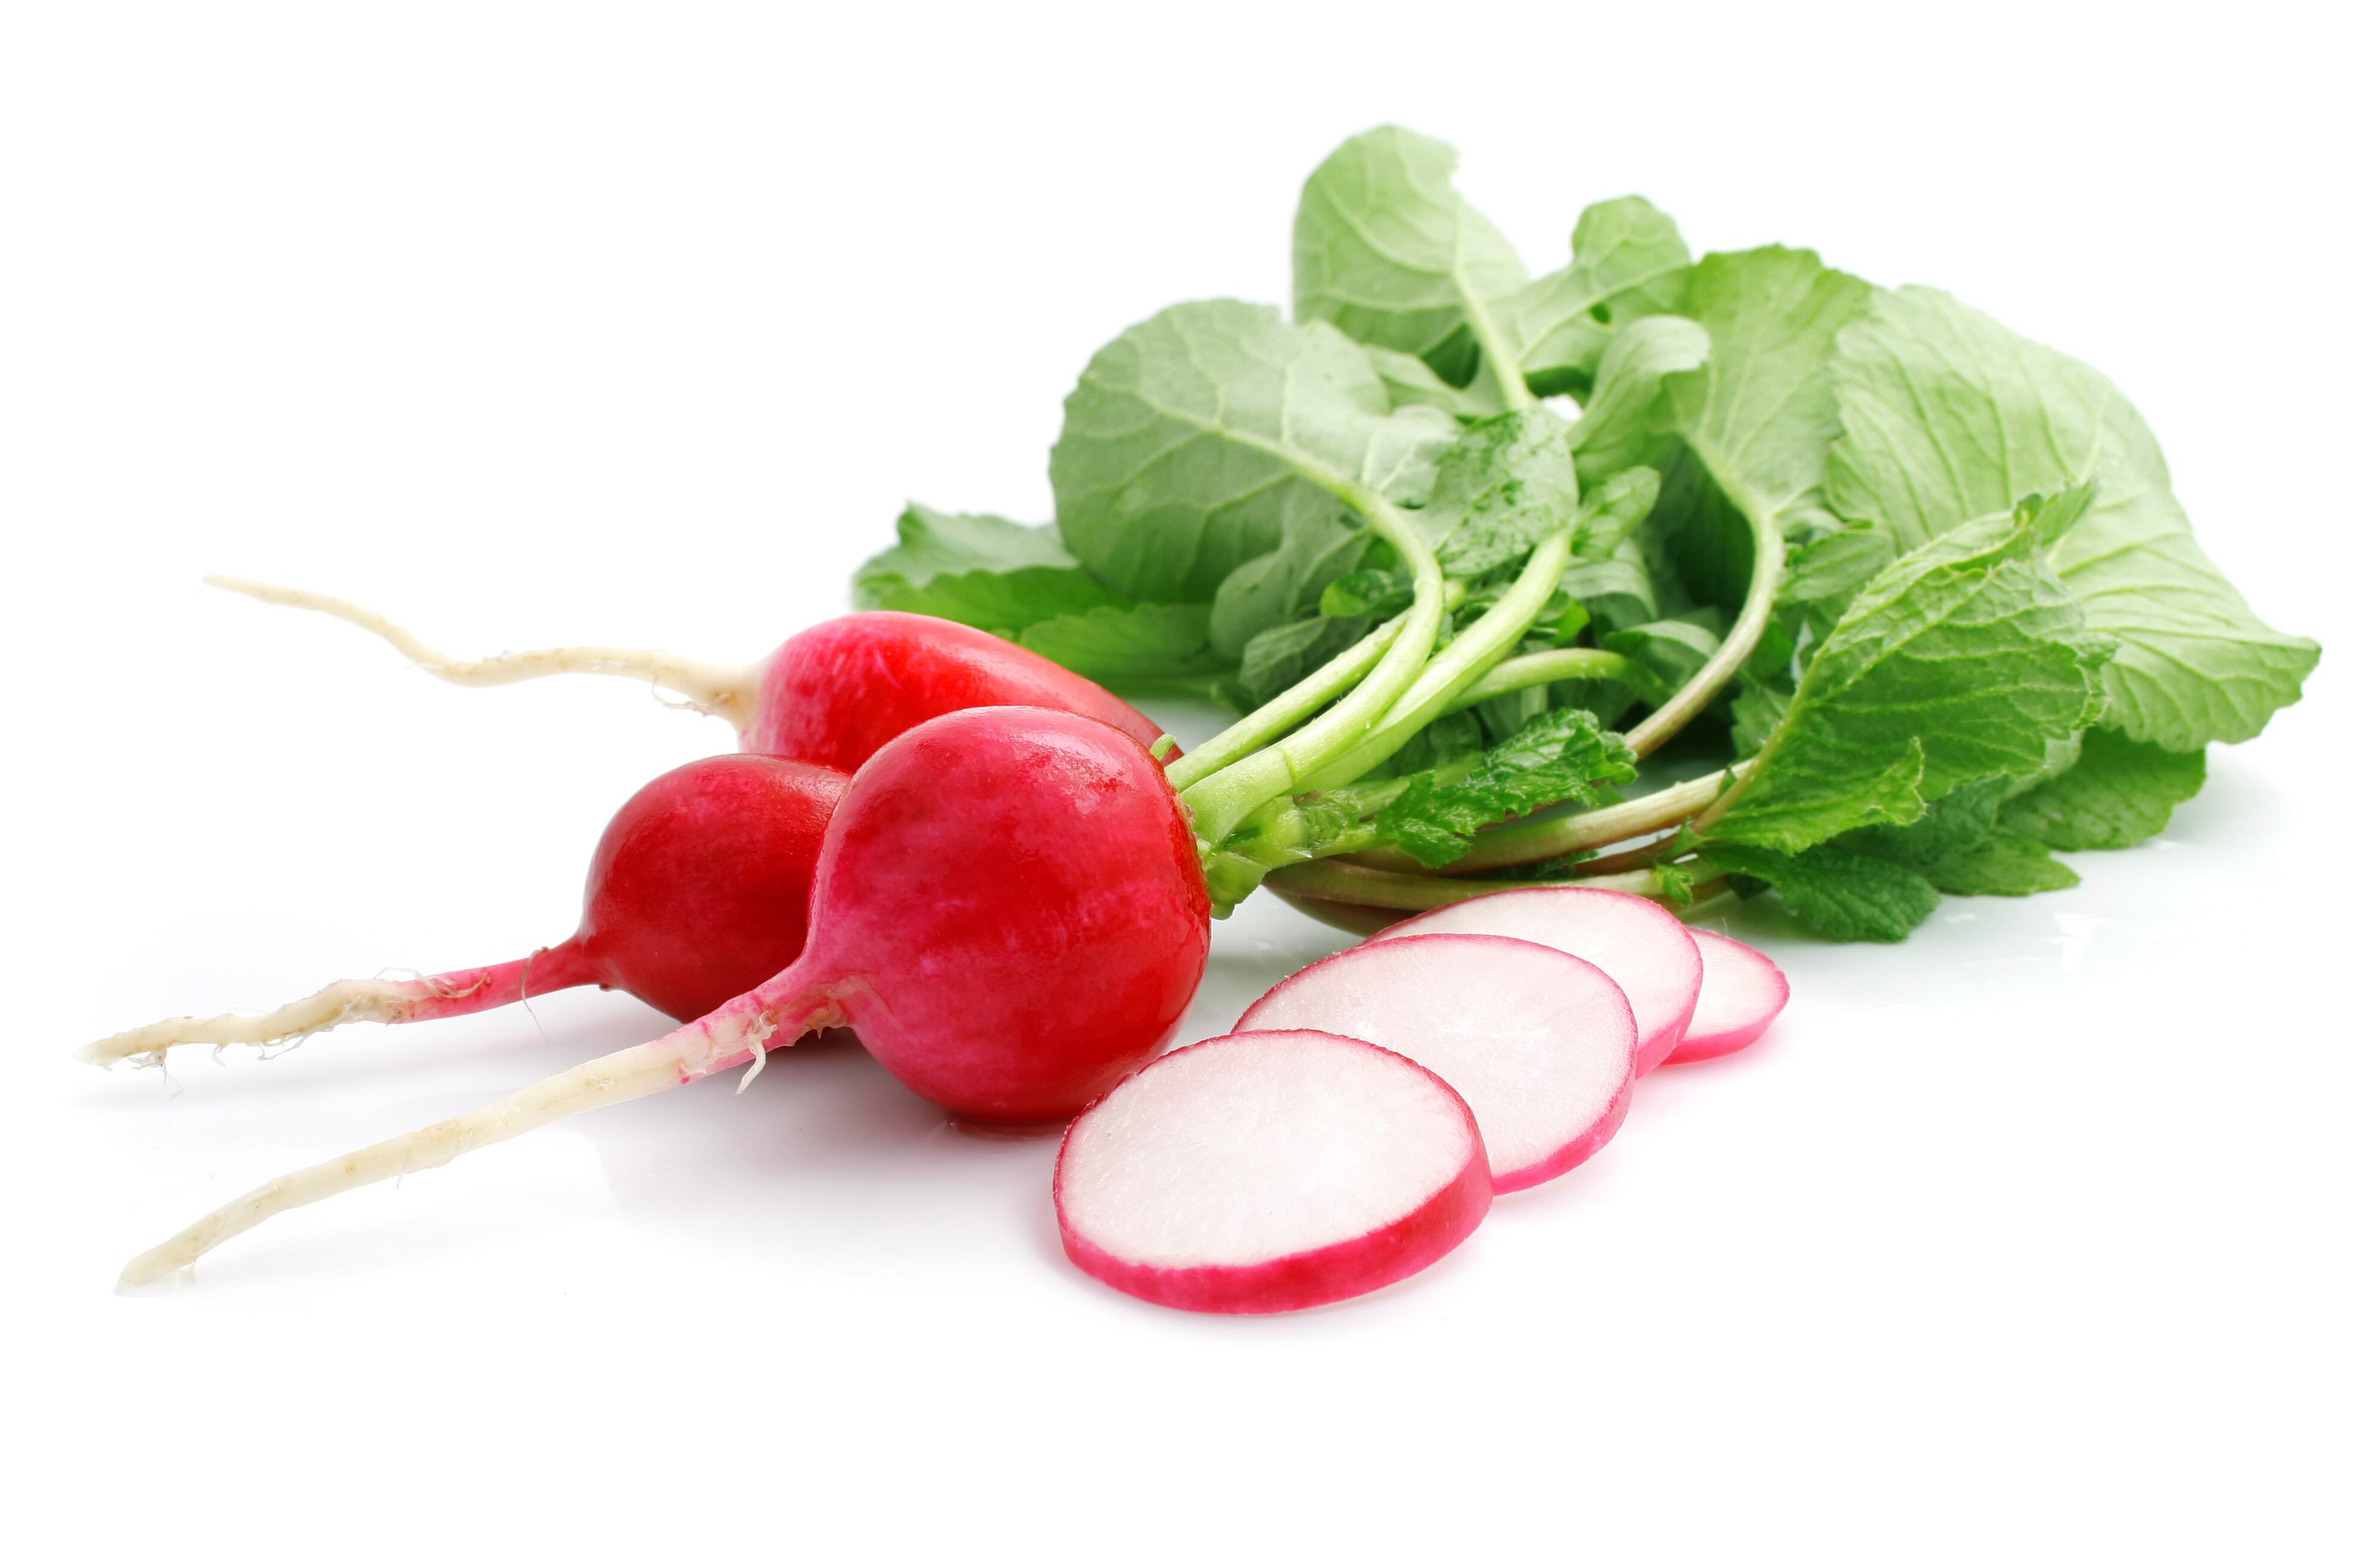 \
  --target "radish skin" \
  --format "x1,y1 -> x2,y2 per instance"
1054,1030 -> 1492,1314
1373,887 -> 1705,1074
80,754 -> 847,1066
1666,929 -> 1789,1065
1234,934 -> 1637,1192
210,578 -> 1170,769
116,707 -> 1209,1287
